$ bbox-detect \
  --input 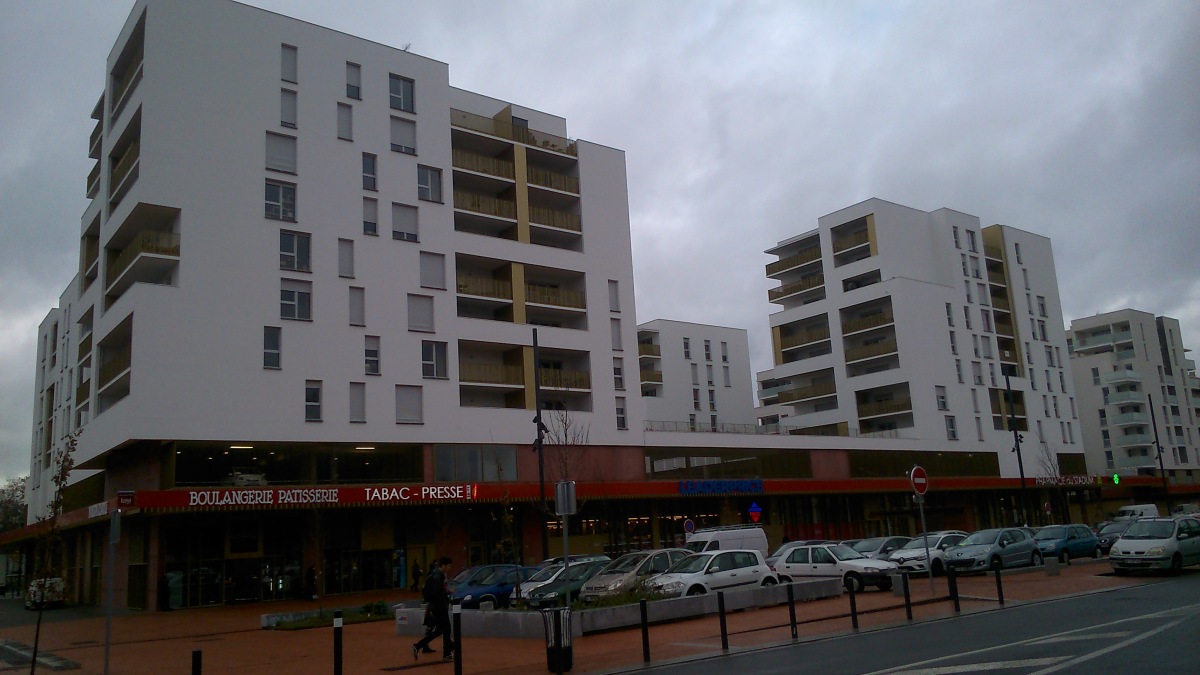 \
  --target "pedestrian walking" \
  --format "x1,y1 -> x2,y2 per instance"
412,556 -> 455,660
409,559 -> 423,592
